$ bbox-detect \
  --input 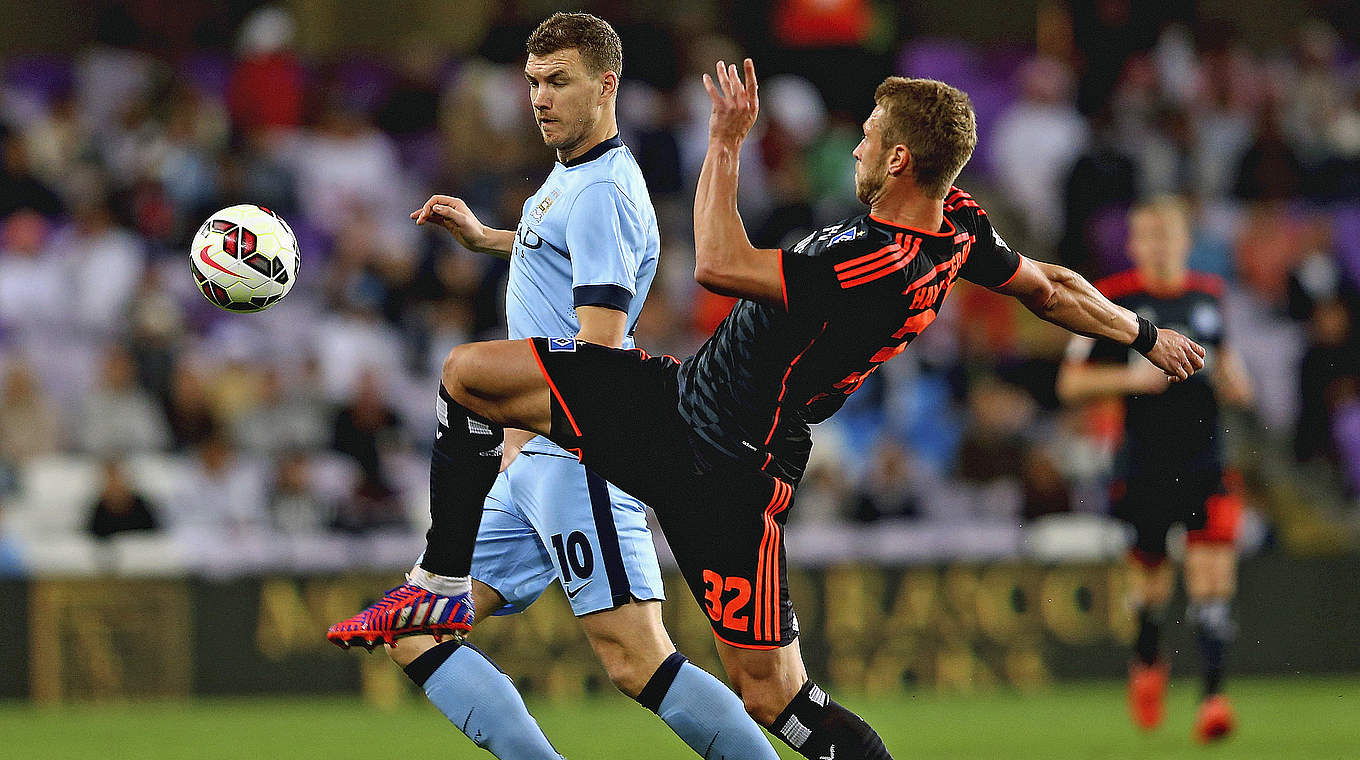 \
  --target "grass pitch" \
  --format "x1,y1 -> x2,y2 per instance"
2,676 -> 1355,759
